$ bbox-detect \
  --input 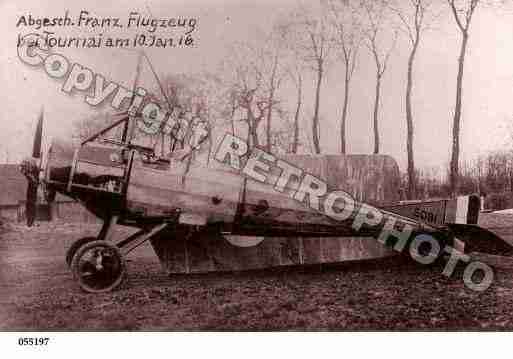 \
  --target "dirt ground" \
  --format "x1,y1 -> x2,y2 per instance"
2,222 -> 513,330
